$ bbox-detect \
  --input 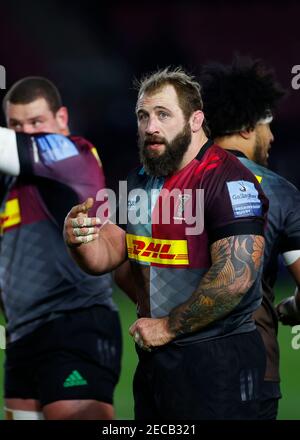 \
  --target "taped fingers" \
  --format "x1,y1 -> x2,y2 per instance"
73,227 -> 97,237
71,217 -> 101,228
74,234 -> 99,244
